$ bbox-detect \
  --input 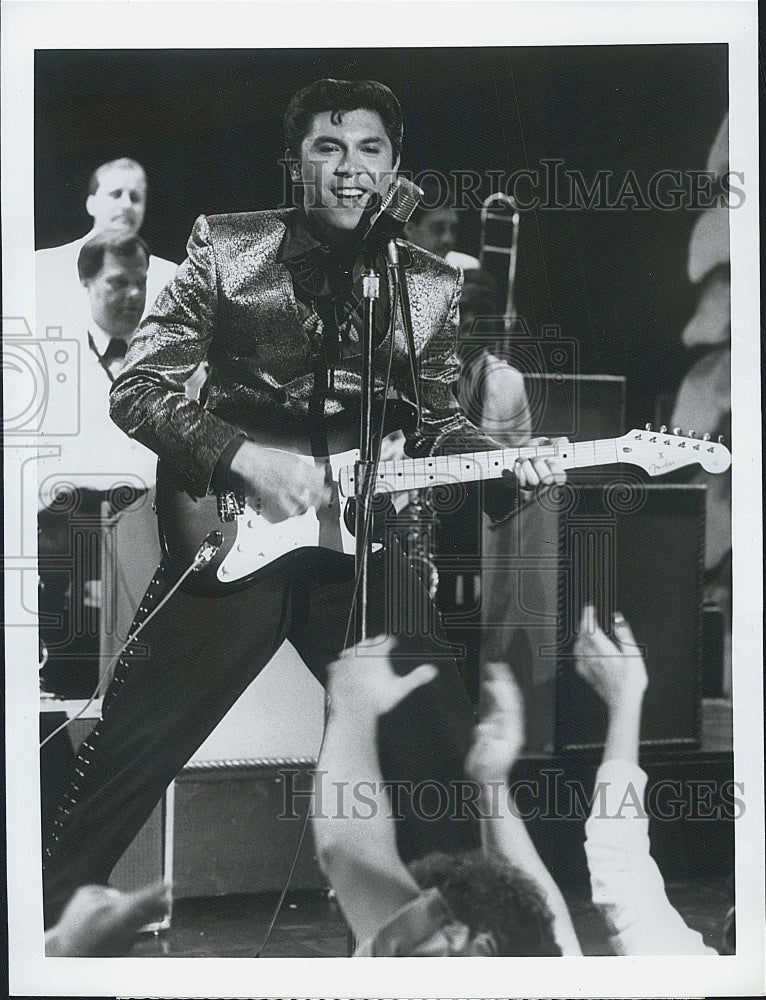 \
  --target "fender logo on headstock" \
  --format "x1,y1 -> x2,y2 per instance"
621,427 -> 731,477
